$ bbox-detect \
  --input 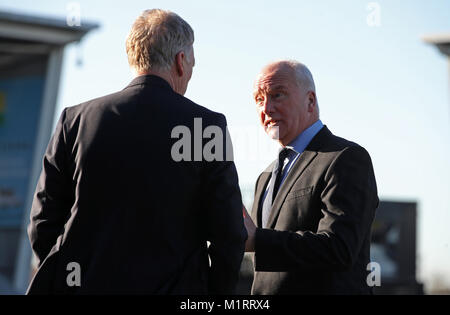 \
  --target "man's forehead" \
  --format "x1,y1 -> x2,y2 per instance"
254,70 -> 293,93
253,83 -> 288,94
